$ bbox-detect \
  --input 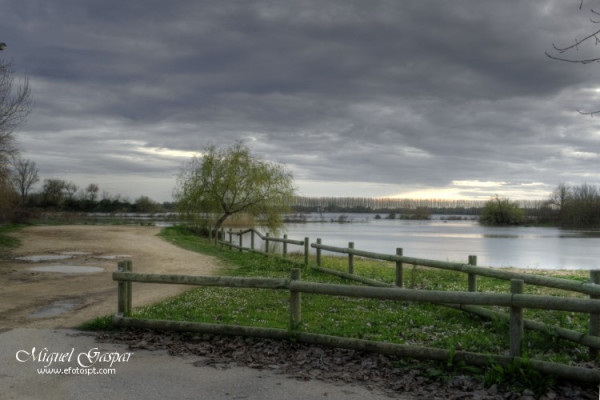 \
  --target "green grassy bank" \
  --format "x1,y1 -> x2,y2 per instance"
82,225 -> 597,392
126,227 -> 593,363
